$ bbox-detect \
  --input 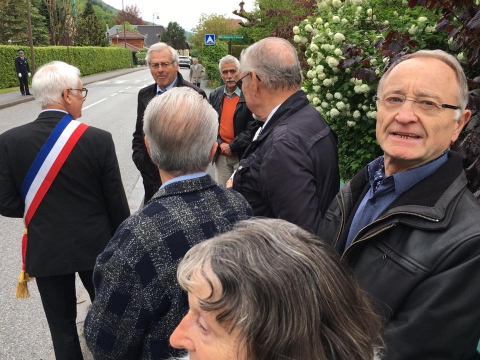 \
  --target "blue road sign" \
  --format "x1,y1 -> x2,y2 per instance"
205,34 -> 216,46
